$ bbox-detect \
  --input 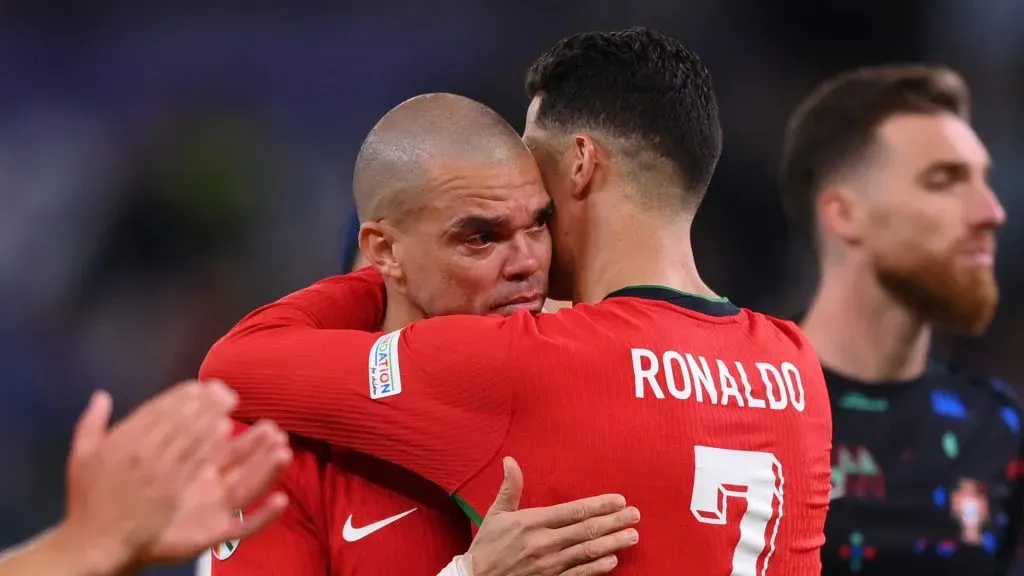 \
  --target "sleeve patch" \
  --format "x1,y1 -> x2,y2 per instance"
368,328 -> 403,399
